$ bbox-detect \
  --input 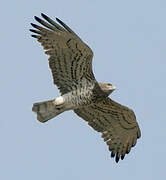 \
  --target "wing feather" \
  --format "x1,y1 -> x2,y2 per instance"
30,13 -> 95,94
74,97 -> 141,163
